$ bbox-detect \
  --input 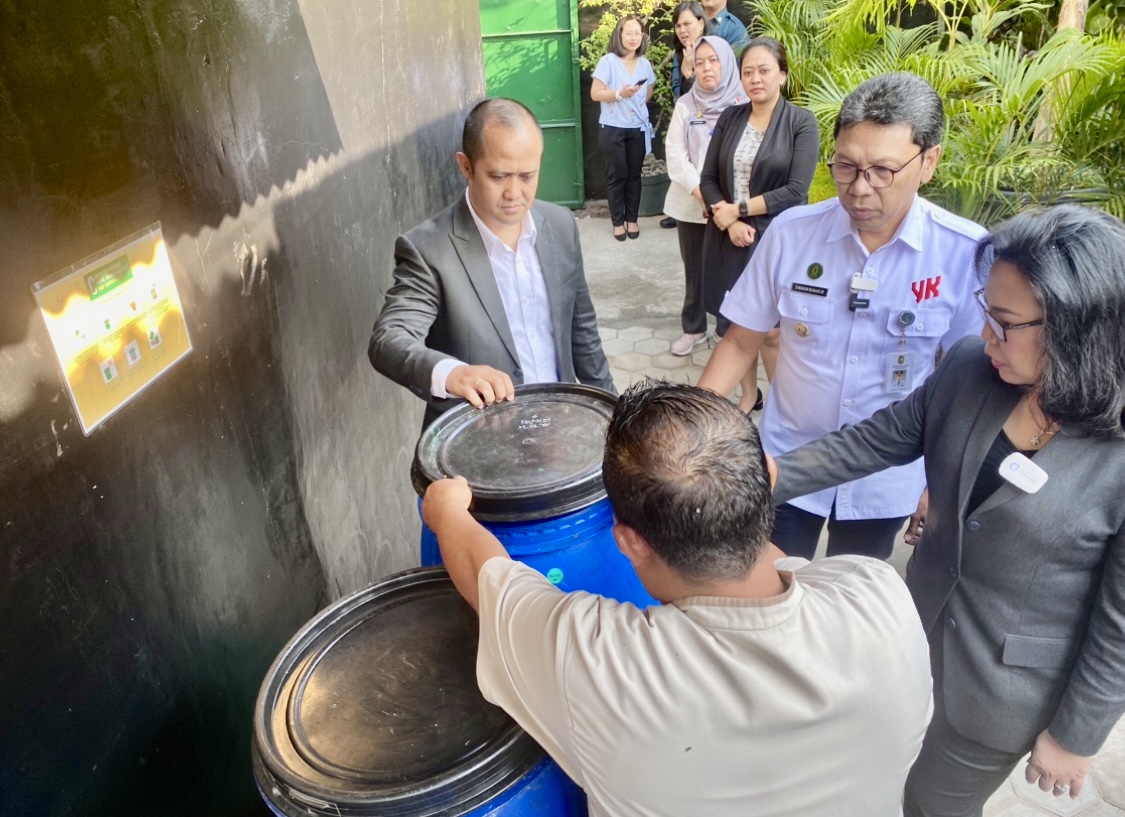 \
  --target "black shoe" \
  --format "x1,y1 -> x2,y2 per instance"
627,229 -> 639,240
753,388 -> 764,412
614,226 -> 627,242
660,216 -> 677,229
